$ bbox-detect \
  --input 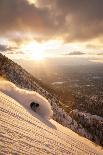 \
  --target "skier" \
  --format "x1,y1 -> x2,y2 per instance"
30,102 -> 39,112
